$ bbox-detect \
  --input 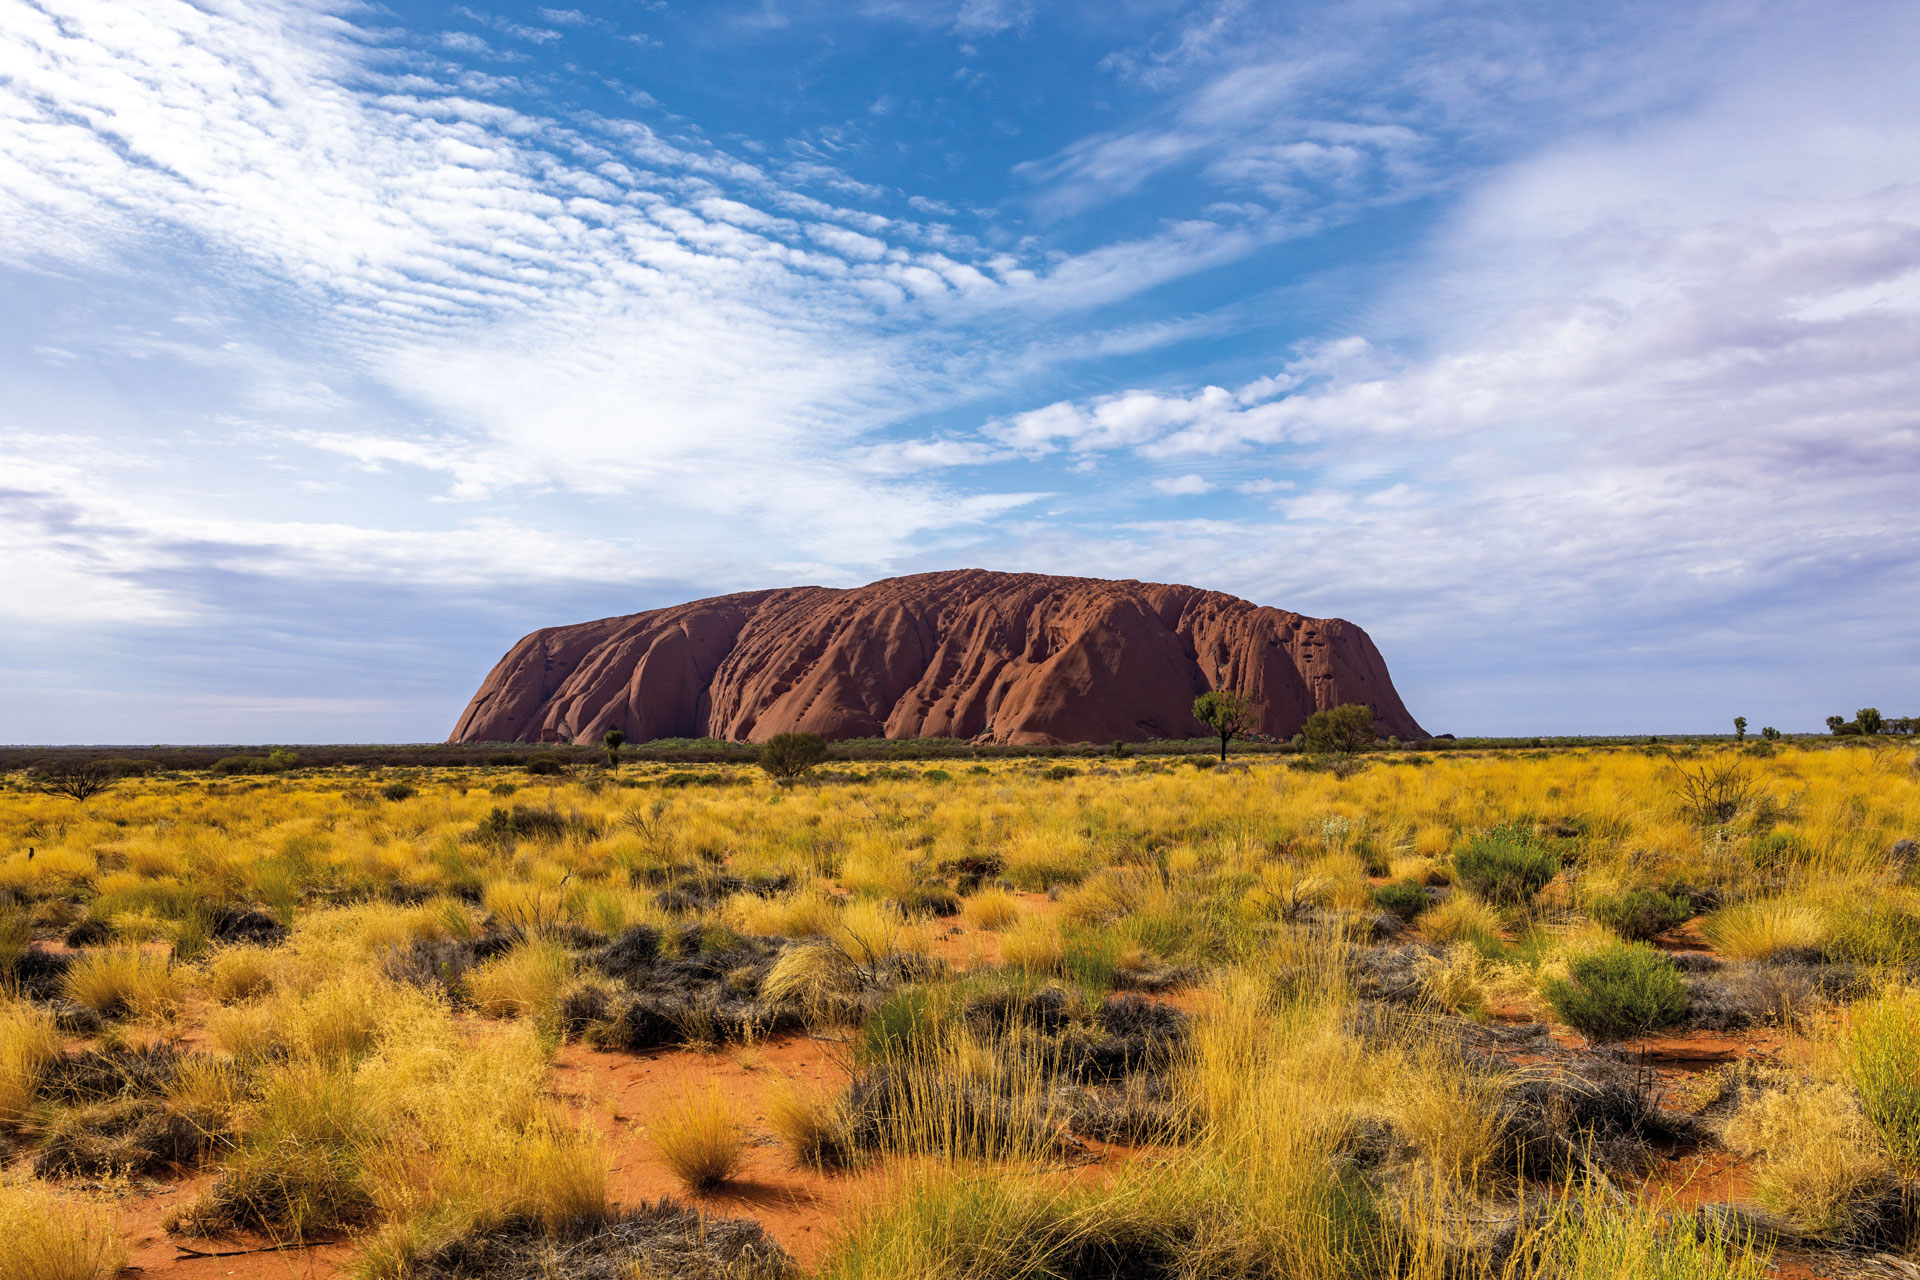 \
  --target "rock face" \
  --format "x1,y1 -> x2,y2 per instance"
450,569 -> 1426,746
